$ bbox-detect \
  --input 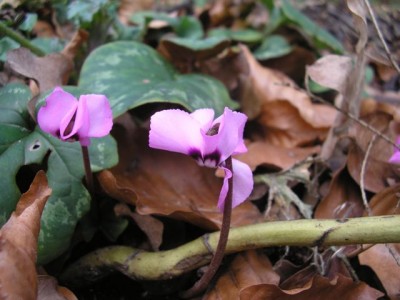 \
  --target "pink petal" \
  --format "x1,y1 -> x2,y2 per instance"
37,87 -> 78,137
80,94 -> 113,138
217,159 -> 253,211
231,159 -> 253,208
149,109 -> 204,155
60,95 -> 88,142
217,166 -> 232,212
190,109 -> 215,132
203,108 -> 248,164
389,150 -> 400,164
